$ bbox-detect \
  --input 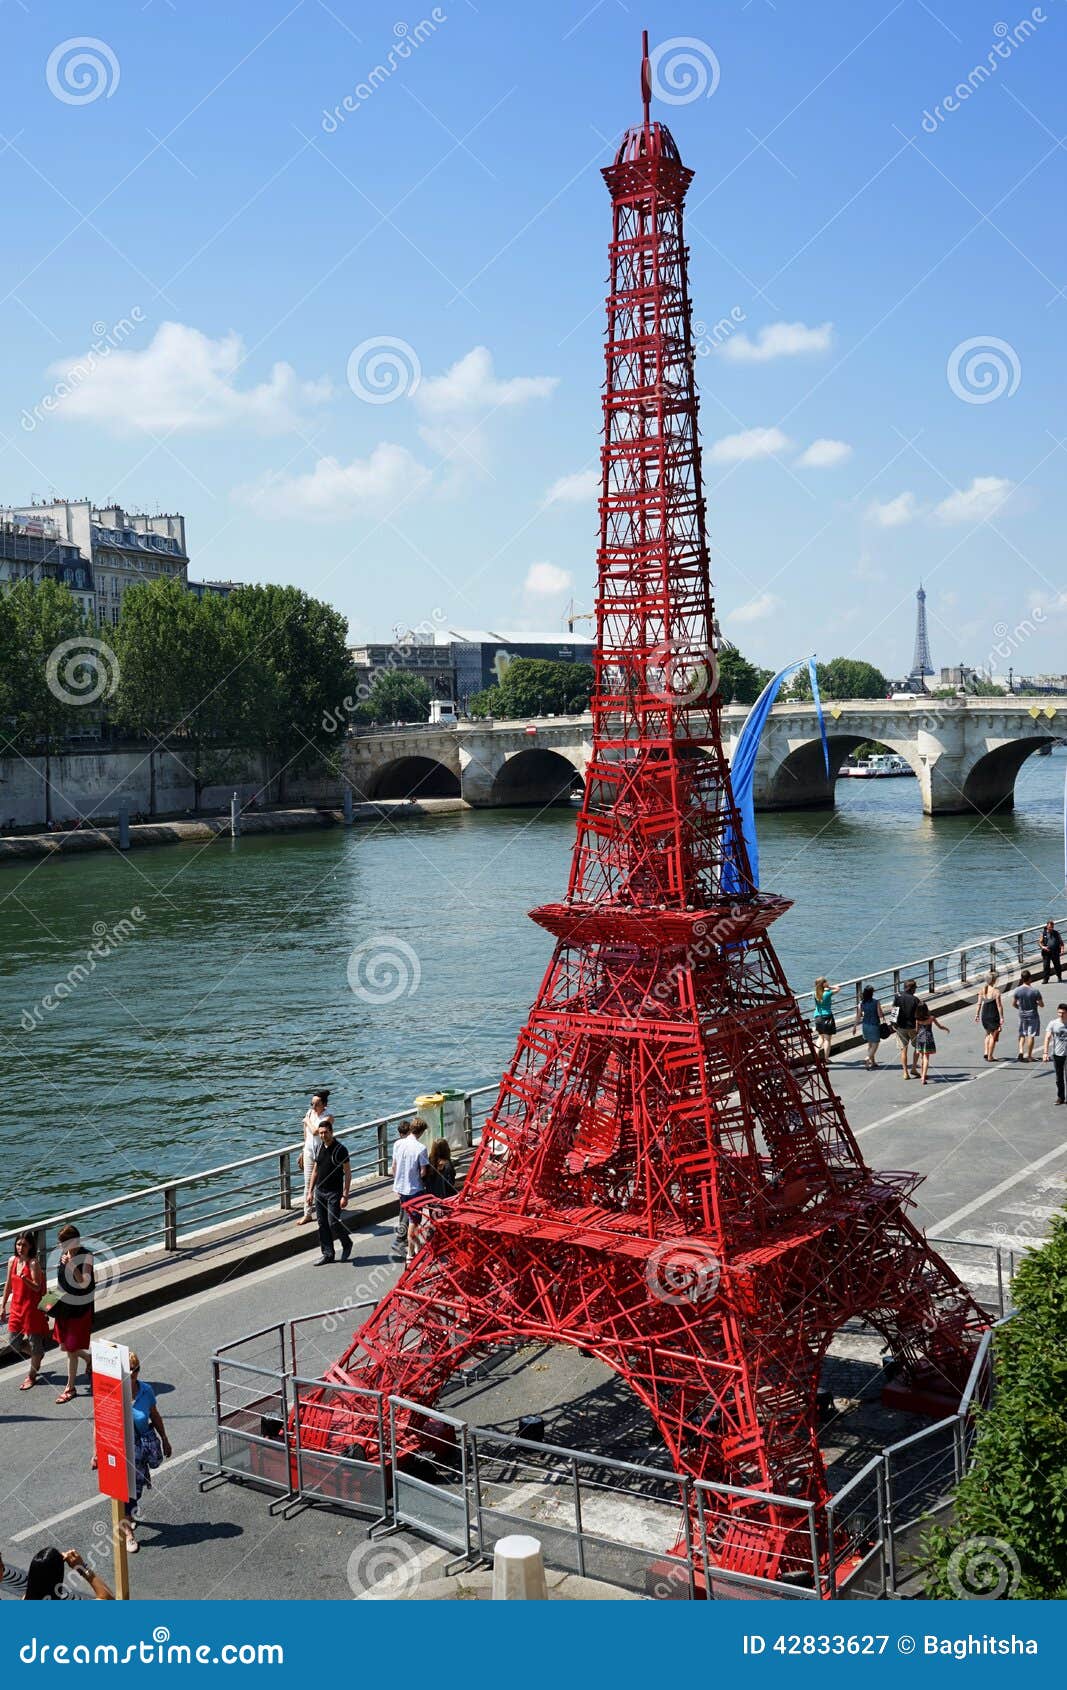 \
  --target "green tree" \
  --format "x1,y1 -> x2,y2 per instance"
0,590 -> 16,729
114,579 -> 190,814
790,657 -> 888,701
228,585 -> 353,801
717,645 -> 772,705
470,658 -> 594,719
5,579 -> 96,824
918,1213 -> 1067,1599
468,685 -> 501,720
355,668 -> 432,725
